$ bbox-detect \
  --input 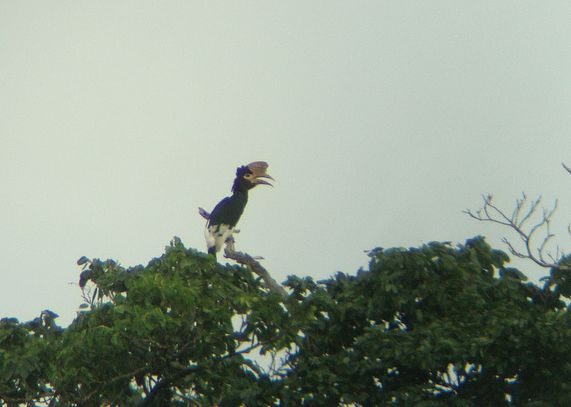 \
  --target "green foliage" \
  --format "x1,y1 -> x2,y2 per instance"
281,237 -> 571,406
0,311 -> 60,406
1,237 -> 571,405
54,239 -> 285,406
